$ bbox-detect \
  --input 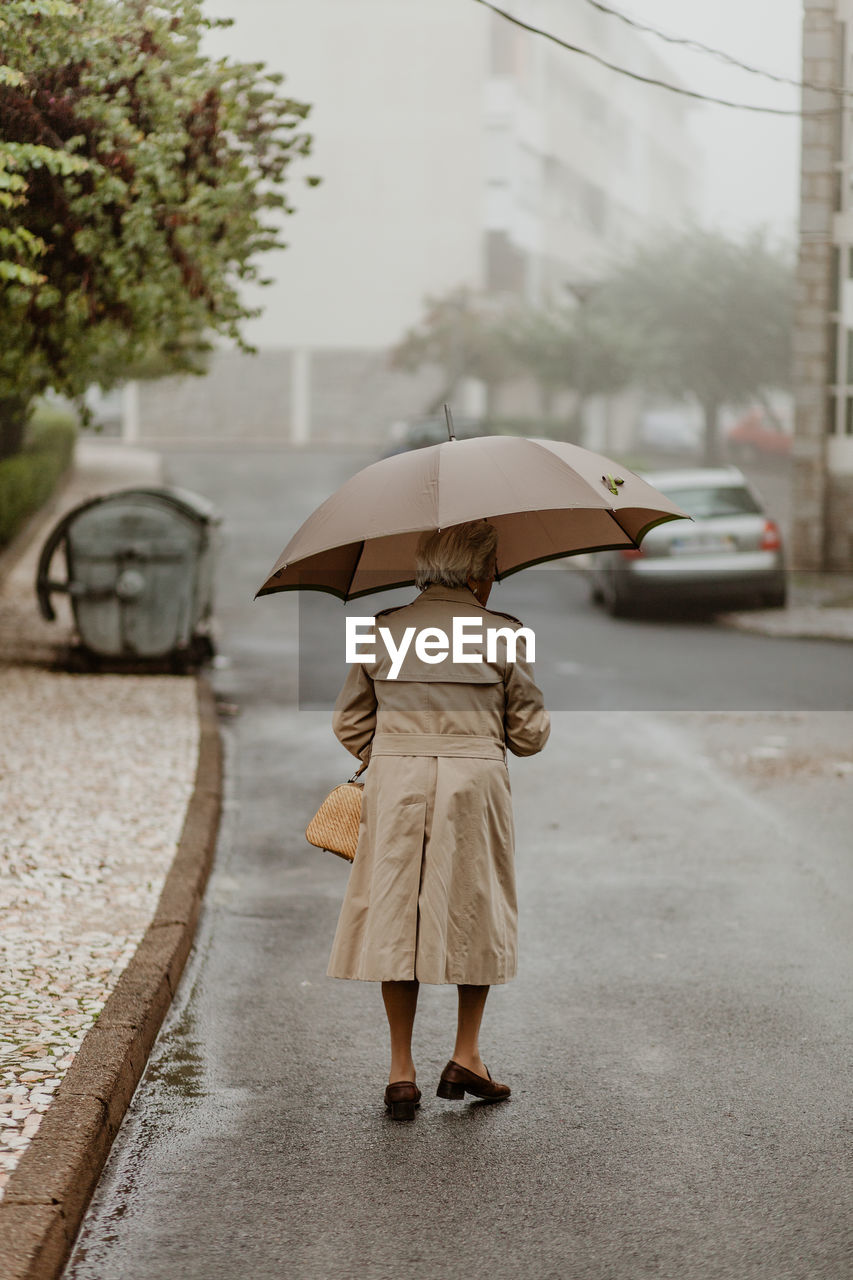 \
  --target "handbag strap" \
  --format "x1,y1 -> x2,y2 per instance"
348,758 -> 368,783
